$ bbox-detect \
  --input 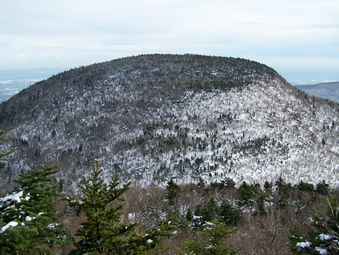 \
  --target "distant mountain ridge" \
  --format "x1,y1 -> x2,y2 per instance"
0,54 -> 338,193
296,82 -> 339,103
